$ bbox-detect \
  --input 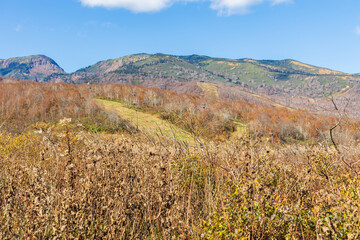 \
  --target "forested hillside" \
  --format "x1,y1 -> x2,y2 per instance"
2,54 -> 360,99
1,81 -> 355,142
0,55 -> 65,81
